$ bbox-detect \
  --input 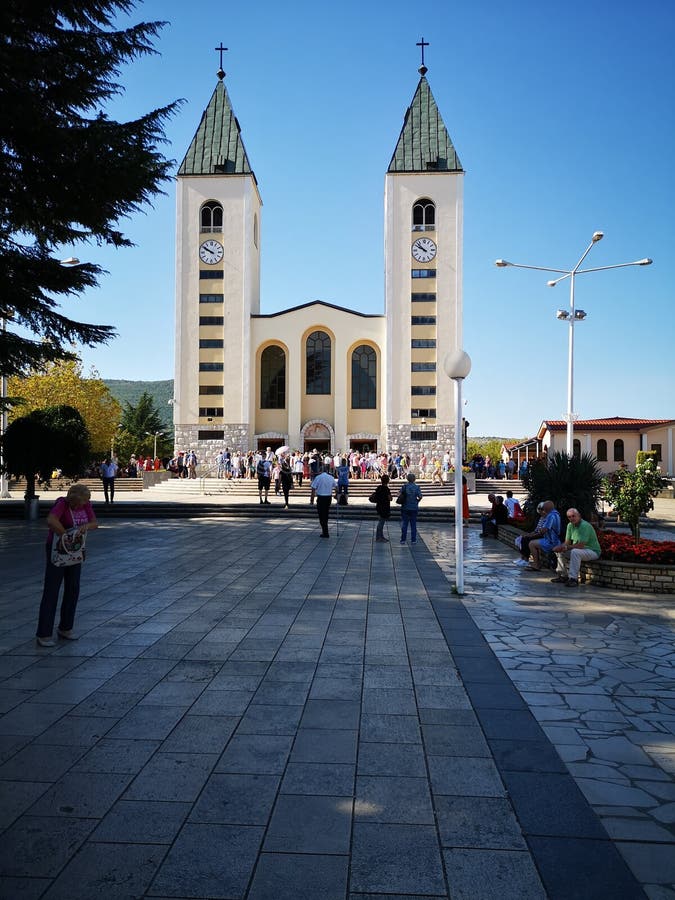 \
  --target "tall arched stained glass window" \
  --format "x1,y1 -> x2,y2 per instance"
260,346 -> 286,409
306,331 -> 331,394
351,345 -> 377,409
